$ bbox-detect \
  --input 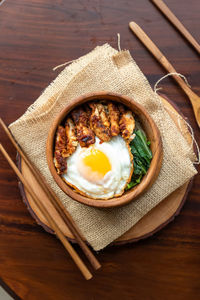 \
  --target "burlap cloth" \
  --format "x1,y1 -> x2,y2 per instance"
9,44 -> 197,250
